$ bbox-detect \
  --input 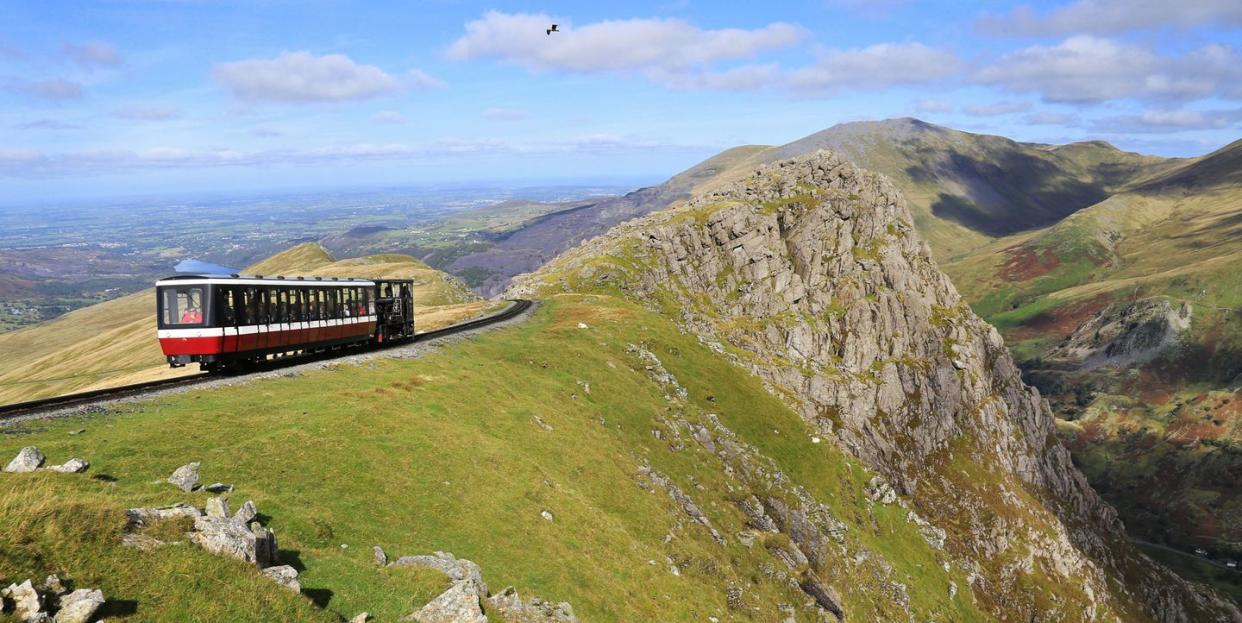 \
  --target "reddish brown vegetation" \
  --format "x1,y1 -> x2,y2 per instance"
999,243 -> 1061,281
1010,294 -> 1111,341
